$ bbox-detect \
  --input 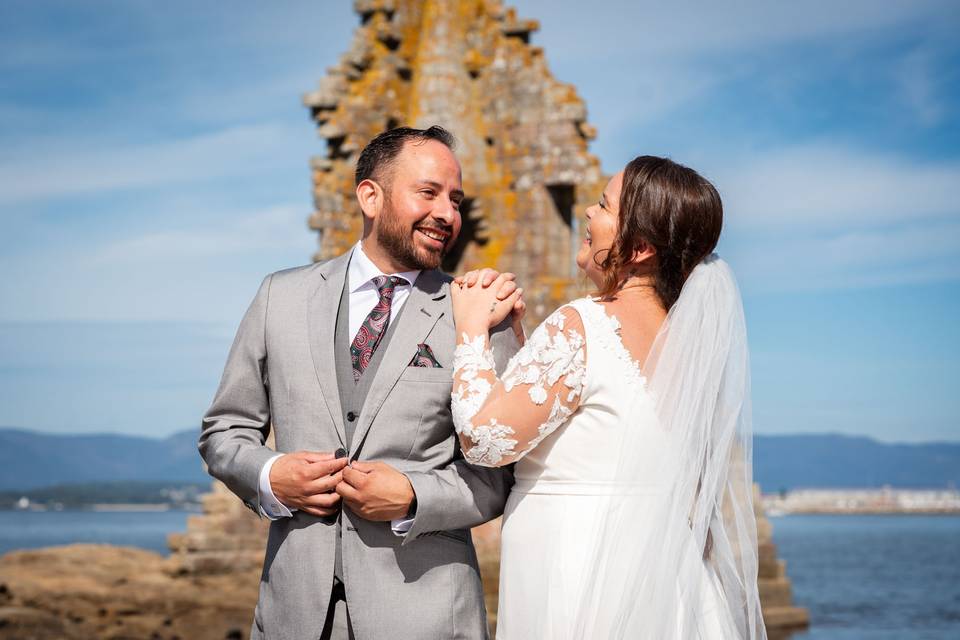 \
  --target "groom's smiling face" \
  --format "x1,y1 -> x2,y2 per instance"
366,139 -> 464,272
